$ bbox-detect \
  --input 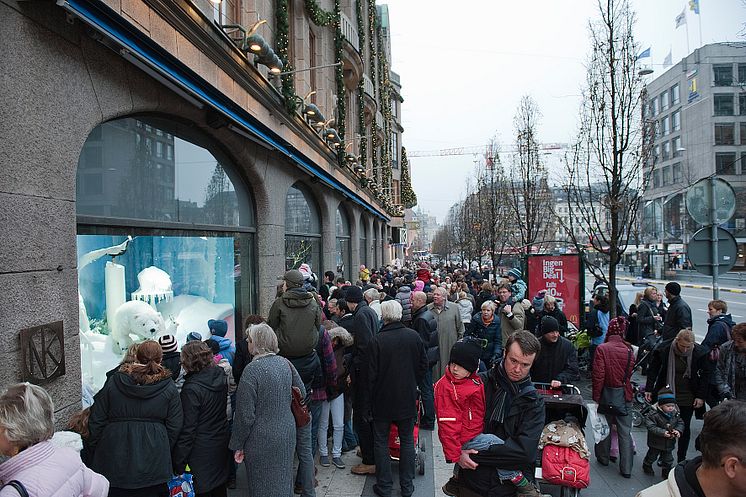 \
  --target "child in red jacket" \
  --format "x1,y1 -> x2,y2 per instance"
435,340 -> 544,497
